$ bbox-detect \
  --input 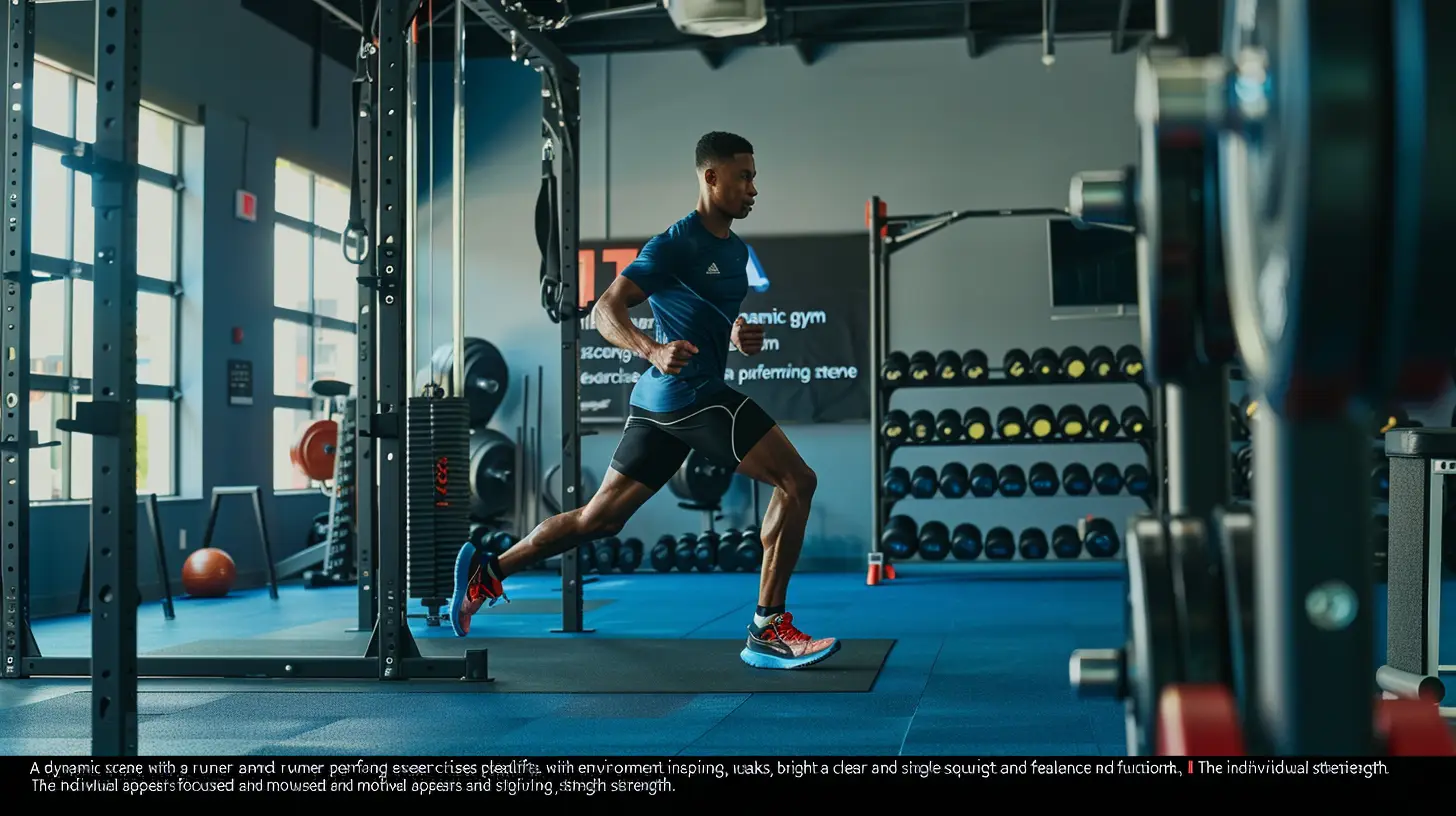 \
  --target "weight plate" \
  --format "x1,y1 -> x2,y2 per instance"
1124,516 -> 1182,756
1211,506 -> 1258,743
1168,517 -> 1233,686
292,419 -> 338,482
1157,684 -> 1246,756
1382,2 -> 1456,403
1220,1 -> 1394,416
1134,44 -> 1231,383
